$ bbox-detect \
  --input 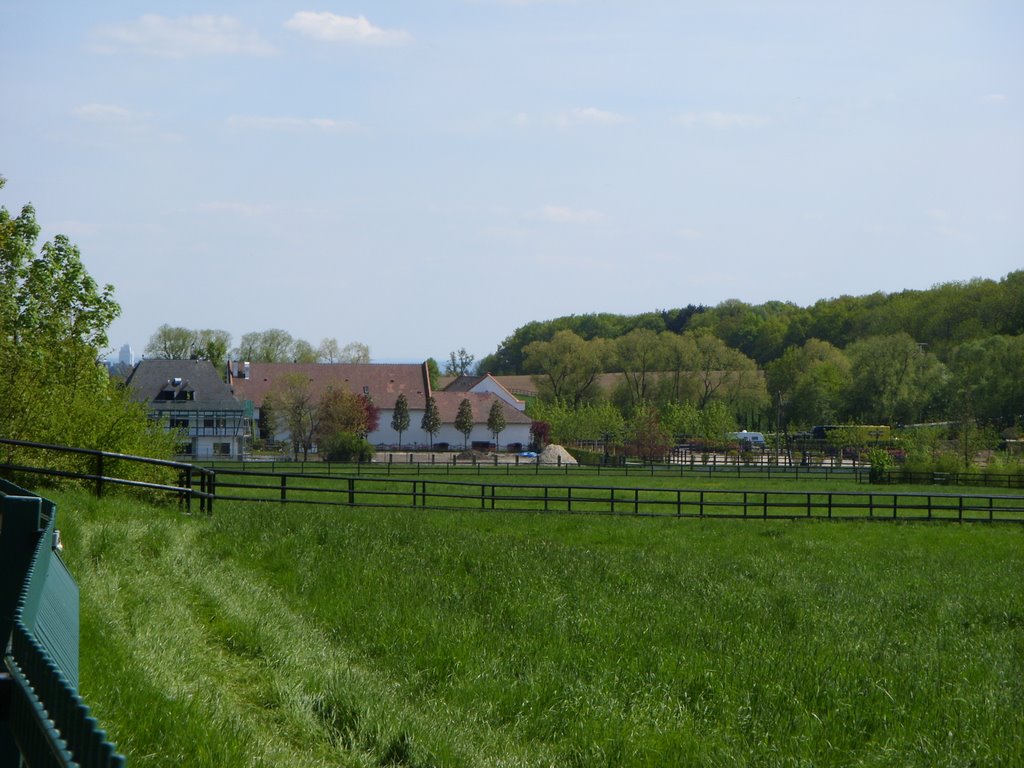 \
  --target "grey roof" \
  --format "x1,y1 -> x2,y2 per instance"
442,374 -> 487,392
125,359 -> 243,411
